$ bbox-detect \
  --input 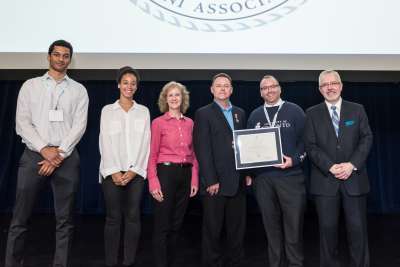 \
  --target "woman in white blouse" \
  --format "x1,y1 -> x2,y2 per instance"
99,66 -> 151,267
